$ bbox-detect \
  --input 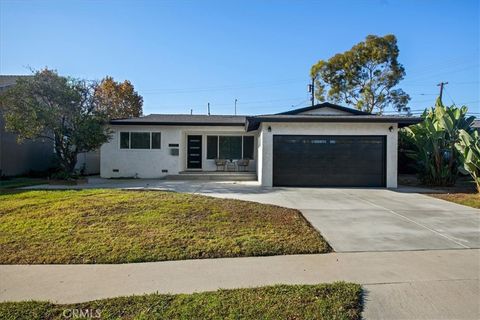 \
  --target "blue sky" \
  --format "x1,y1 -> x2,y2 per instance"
1,0 -> 478,116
